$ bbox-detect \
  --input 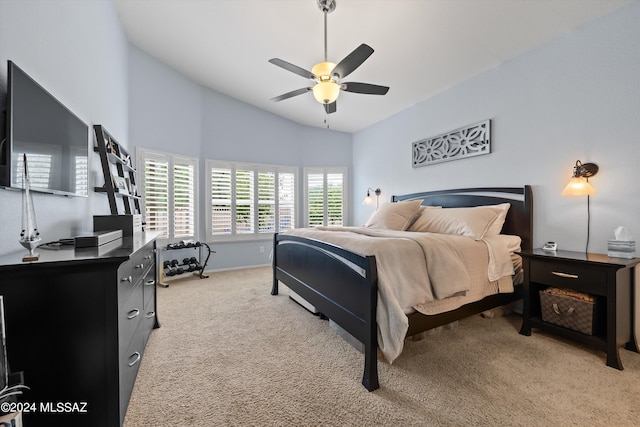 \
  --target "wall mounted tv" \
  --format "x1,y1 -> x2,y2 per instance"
0,60 -> 89,197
